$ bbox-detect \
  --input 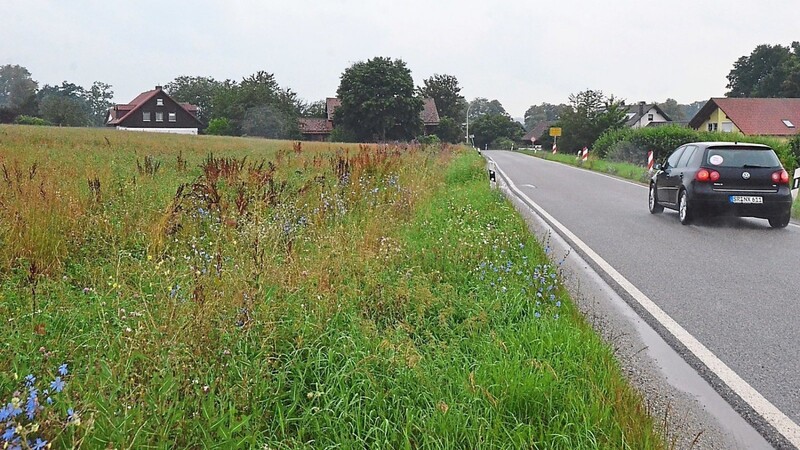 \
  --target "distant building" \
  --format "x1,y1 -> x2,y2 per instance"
625,103 -> 672,128
521,121 -> 554,147
298,97 -> 440,141
688,97 -> 800,138
106,86 -> 204,135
